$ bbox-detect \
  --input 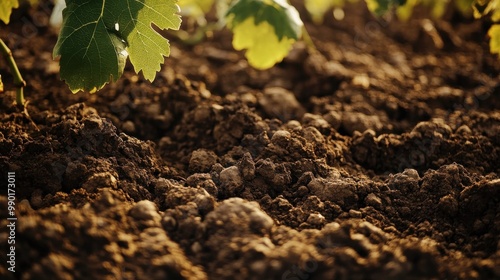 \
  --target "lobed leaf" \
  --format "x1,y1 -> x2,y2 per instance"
304,0 -> 357,24
492,0 -> 500,21
422,0 -> 448,19
53,0 -> 181,93
0,0 -> 19,24
472,0 -> 500,18
488,24 -> 500,56
455,0 -> 475,16
232,17 -> 295,69
225,0 -> 302,69
365,0 -> 407,16
178,0 -> 215,19
305,0 -> 336,24
395,0 -> 417,21
226,0 -> 302,41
